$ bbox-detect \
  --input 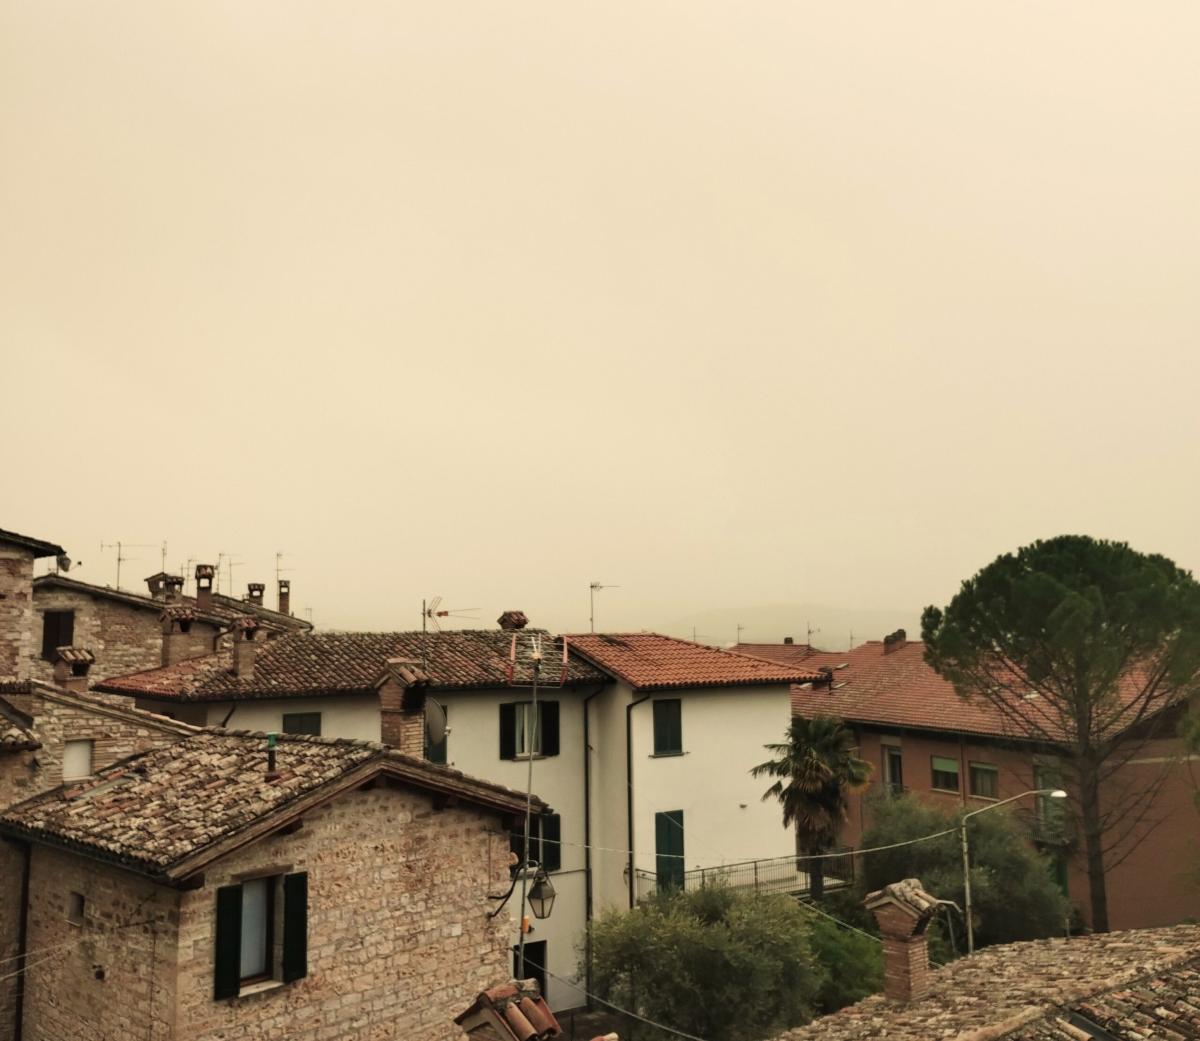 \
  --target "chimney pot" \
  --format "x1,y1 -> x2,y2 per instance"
278,579 -> 291,617
883,629 -> 907,654
160,607 -> 199,665
195,565 -> 215,612
498,610 -> 528,631
53,647 -> 95,693
865,878 -> 938,1003
783,636 -> 794,645
246,582 -> 265,607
